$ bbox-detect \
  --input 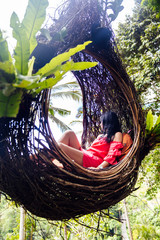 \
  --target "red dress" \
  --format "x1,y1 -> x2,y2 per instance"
82,137 -> 123,168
